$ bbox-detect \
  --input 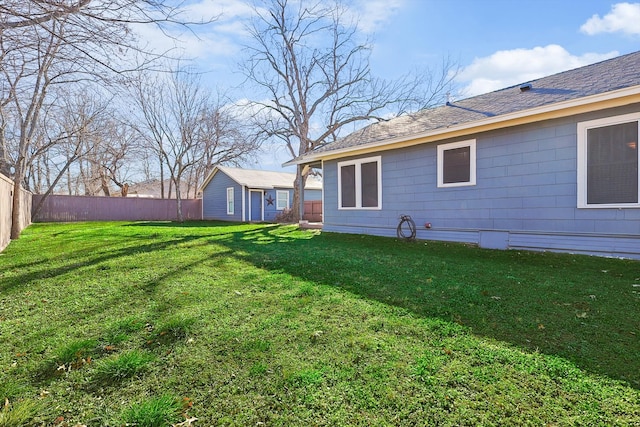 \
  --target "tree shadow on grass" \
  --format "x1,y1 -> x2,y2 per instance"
0,234 -> 208,294
5,221 -> 638,390
201,224 -> 640,389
